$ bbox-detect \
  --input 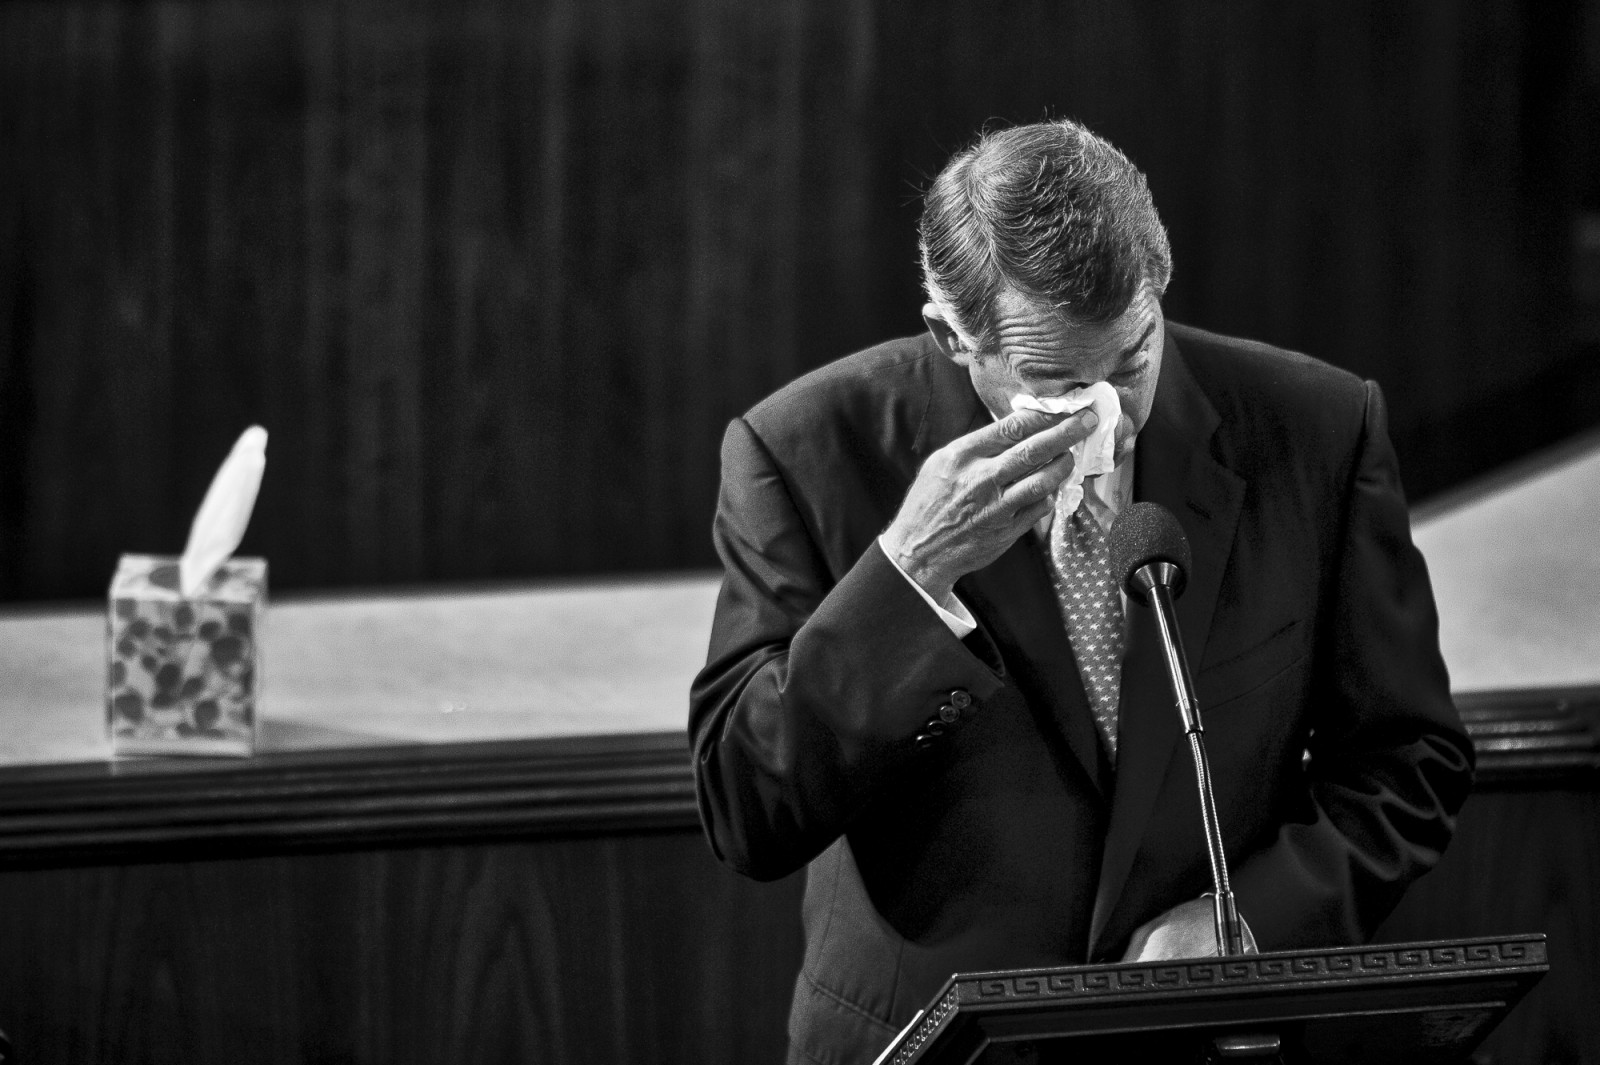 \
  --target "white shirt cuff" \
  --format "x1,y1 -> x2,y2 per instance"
877,537 -> 978,639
